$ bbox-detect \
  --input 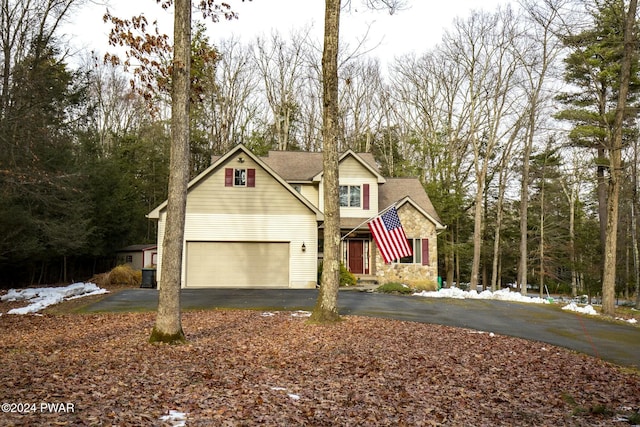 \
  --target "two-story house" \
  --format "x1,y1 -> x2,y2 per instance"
147,143 -> 445,289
